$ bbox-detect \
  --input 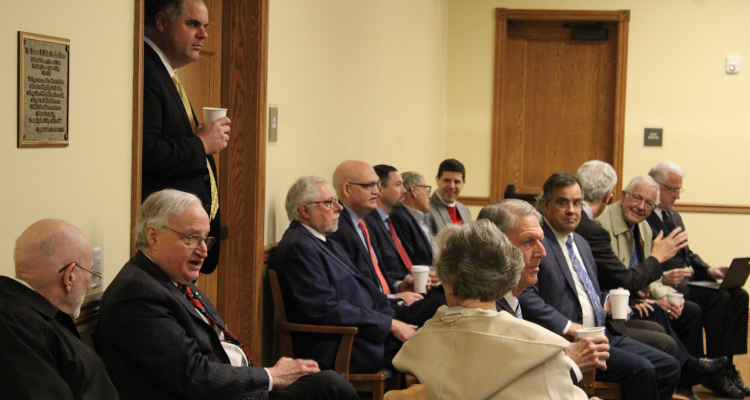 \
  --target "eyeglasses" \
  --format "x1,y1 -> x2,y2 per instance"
348,181 -> 380,190
660,184 -> 684,194
553,199 -> 583,211
166,228 -> 216,250
308,198 -> 339,210
58,262 -> 101,288
414,184 -> 432,195
625,192 -> 657,211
